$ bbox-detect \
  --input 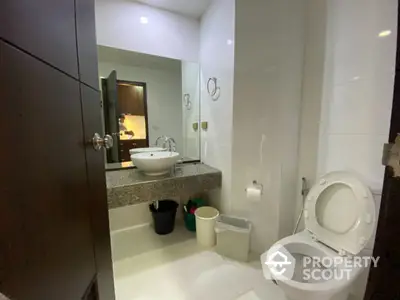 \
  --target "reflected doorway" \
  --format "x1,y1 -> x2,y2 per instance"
101,73 -> 149,163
